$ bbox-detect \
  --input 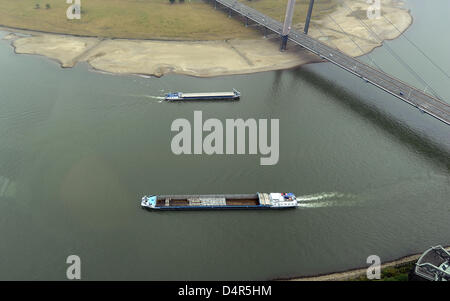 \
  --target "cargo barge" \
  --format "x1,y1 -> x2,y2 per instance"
141,193 -> 298,210
164,89 -> 240,101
